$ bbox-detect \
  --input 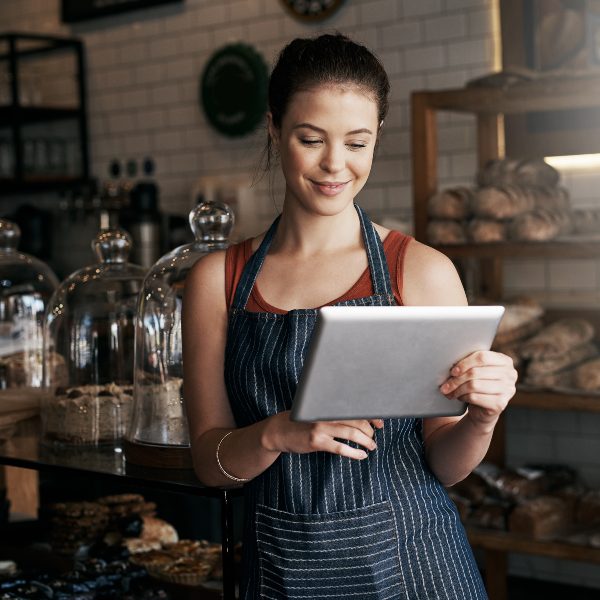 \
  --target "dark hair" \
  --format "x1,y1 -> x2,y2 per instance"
259,33 -> 390,177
